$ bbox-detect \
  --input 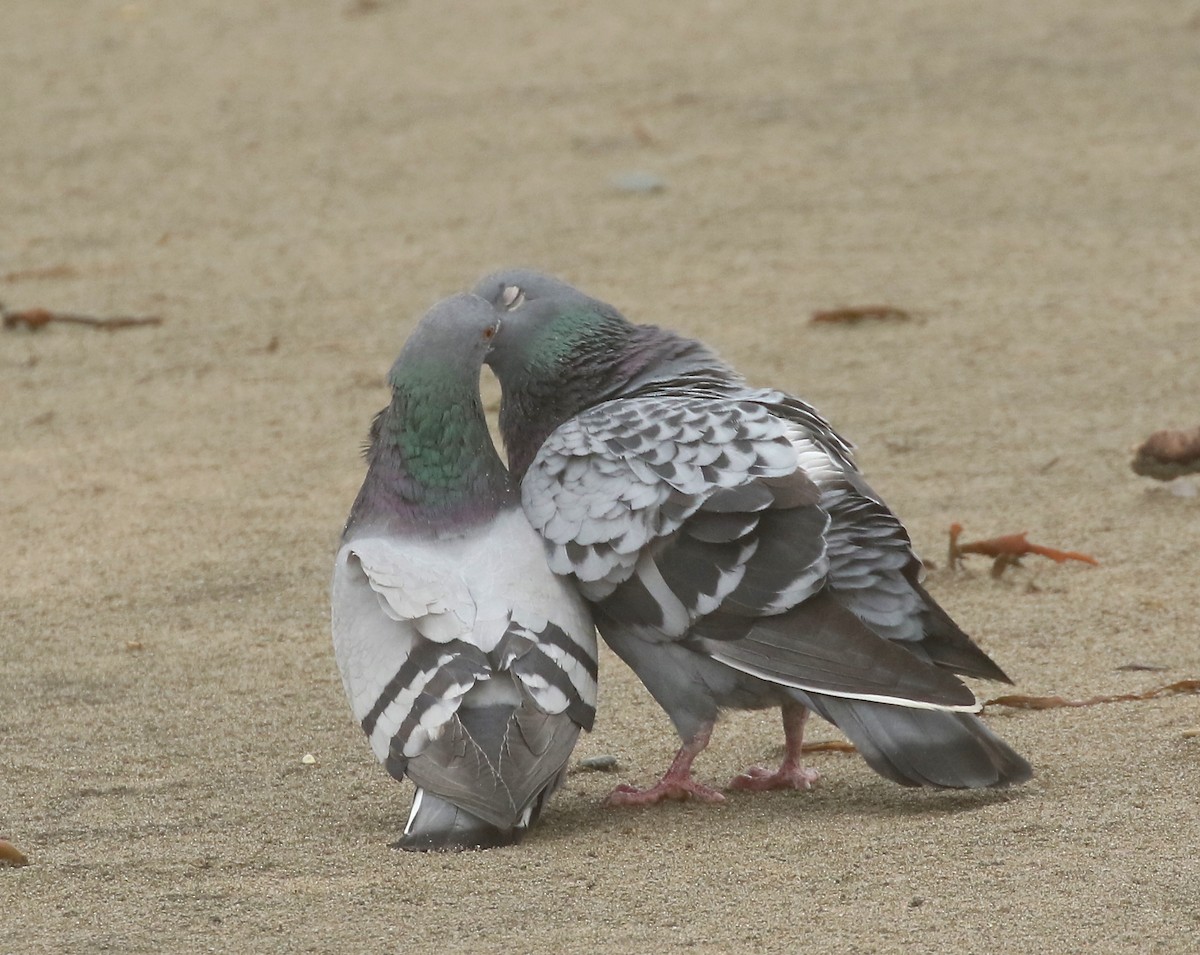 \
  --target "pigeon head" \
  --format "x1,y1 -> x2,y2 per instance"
344,293 -> 511,537
473,269 -> 737,478
388,292 -> 500,386
473,269 -> 632,387
472,270 -> 641,476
